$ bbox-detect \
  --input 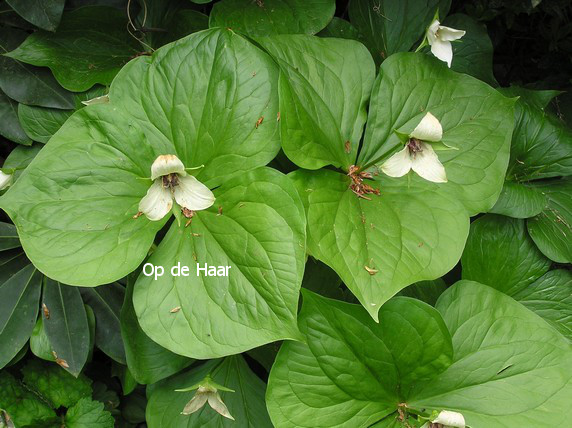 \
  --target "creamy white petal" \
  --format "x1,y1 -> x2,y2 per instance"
181,393 -> 209,415
410,142 -> 447,183
432,410 -> 466,427
81,94 -> 109,106
207,393 -> 235,420
427,19 -> 441,45
430,38 -> 453,67
174,175 -> 215,211
0,171 -> 12,191
437,25 -> 466,42
410,112 -> 443,142
150,154 -> 186,180
139,181 -> 173,221
381,146 -> 412,178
